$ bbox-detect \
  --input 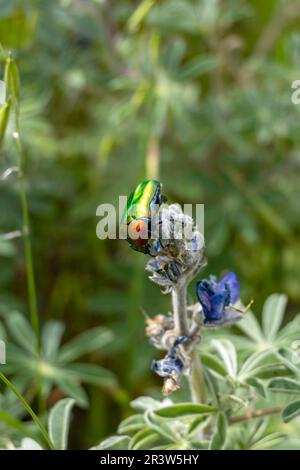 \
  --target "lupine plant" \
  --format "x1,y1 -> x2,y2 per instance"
94,180 -> 300,450
1,0 -> 300,450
